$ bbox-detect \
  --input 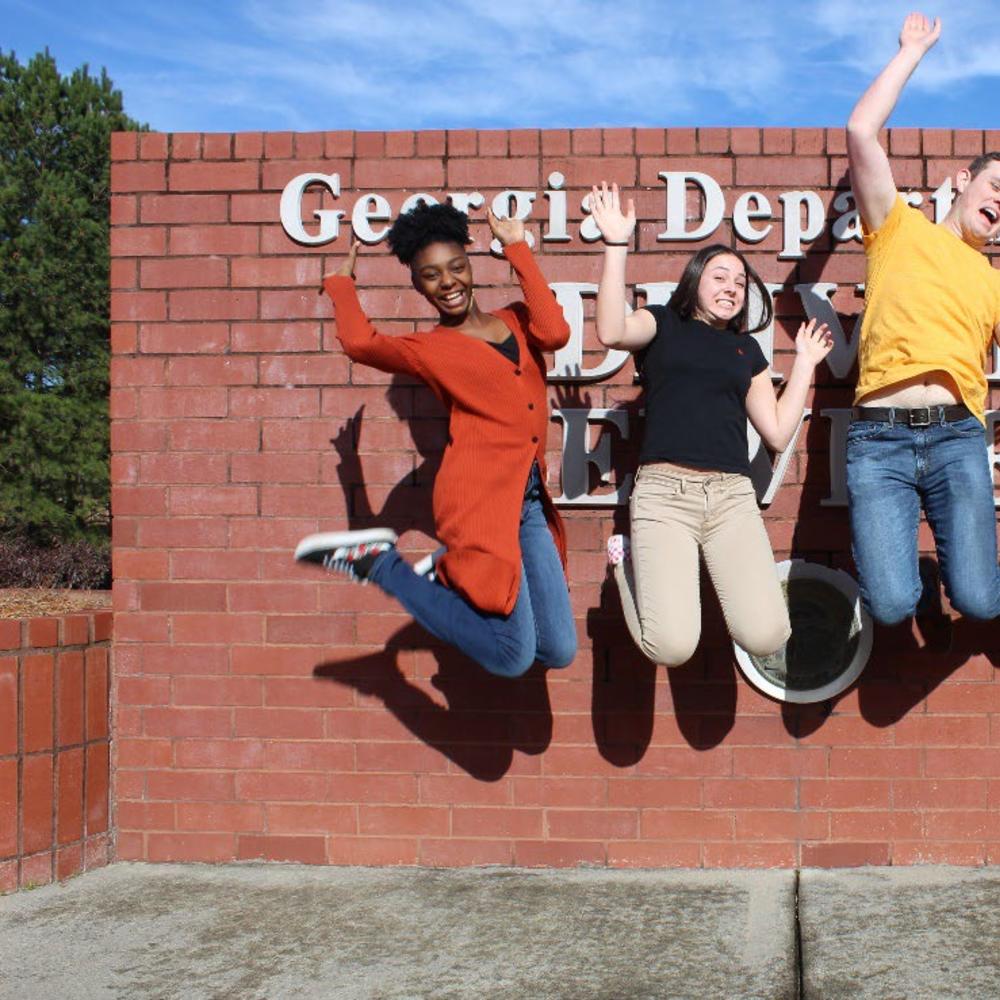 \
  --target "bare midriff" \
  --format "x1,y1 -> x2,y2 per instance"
855,370 -> 960,408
